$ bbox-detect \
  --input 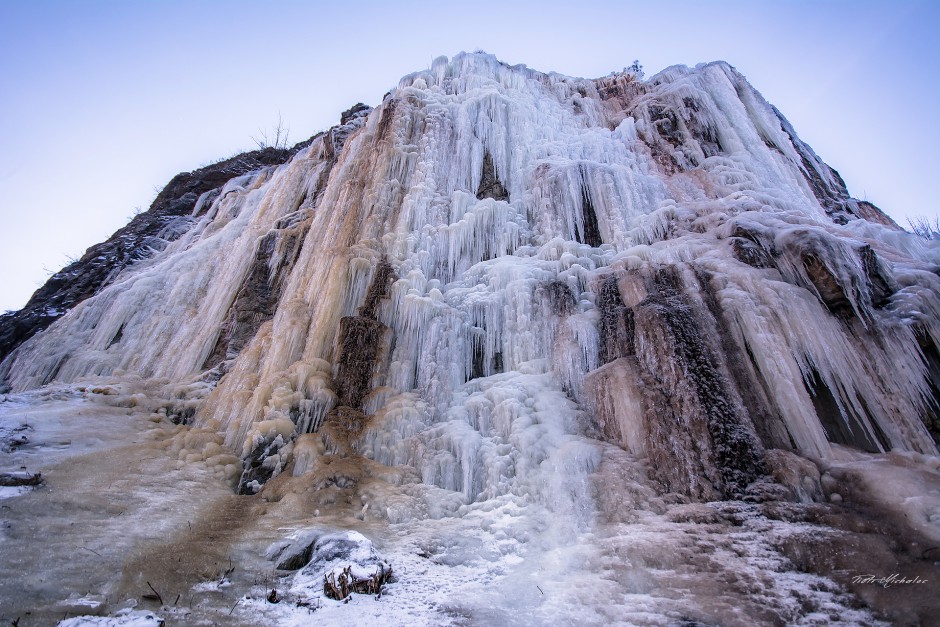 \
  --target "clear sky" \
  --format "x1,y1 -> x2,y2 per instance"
1,0 -> 938,313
